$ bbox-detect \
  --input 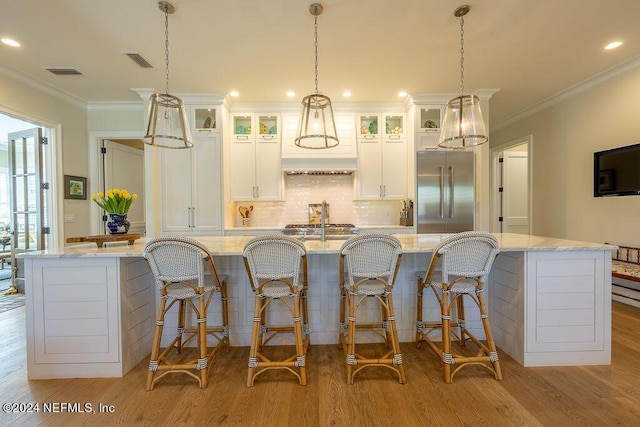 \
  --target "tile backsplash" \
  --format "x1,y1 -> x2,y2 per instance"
233,174 -> 402,227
